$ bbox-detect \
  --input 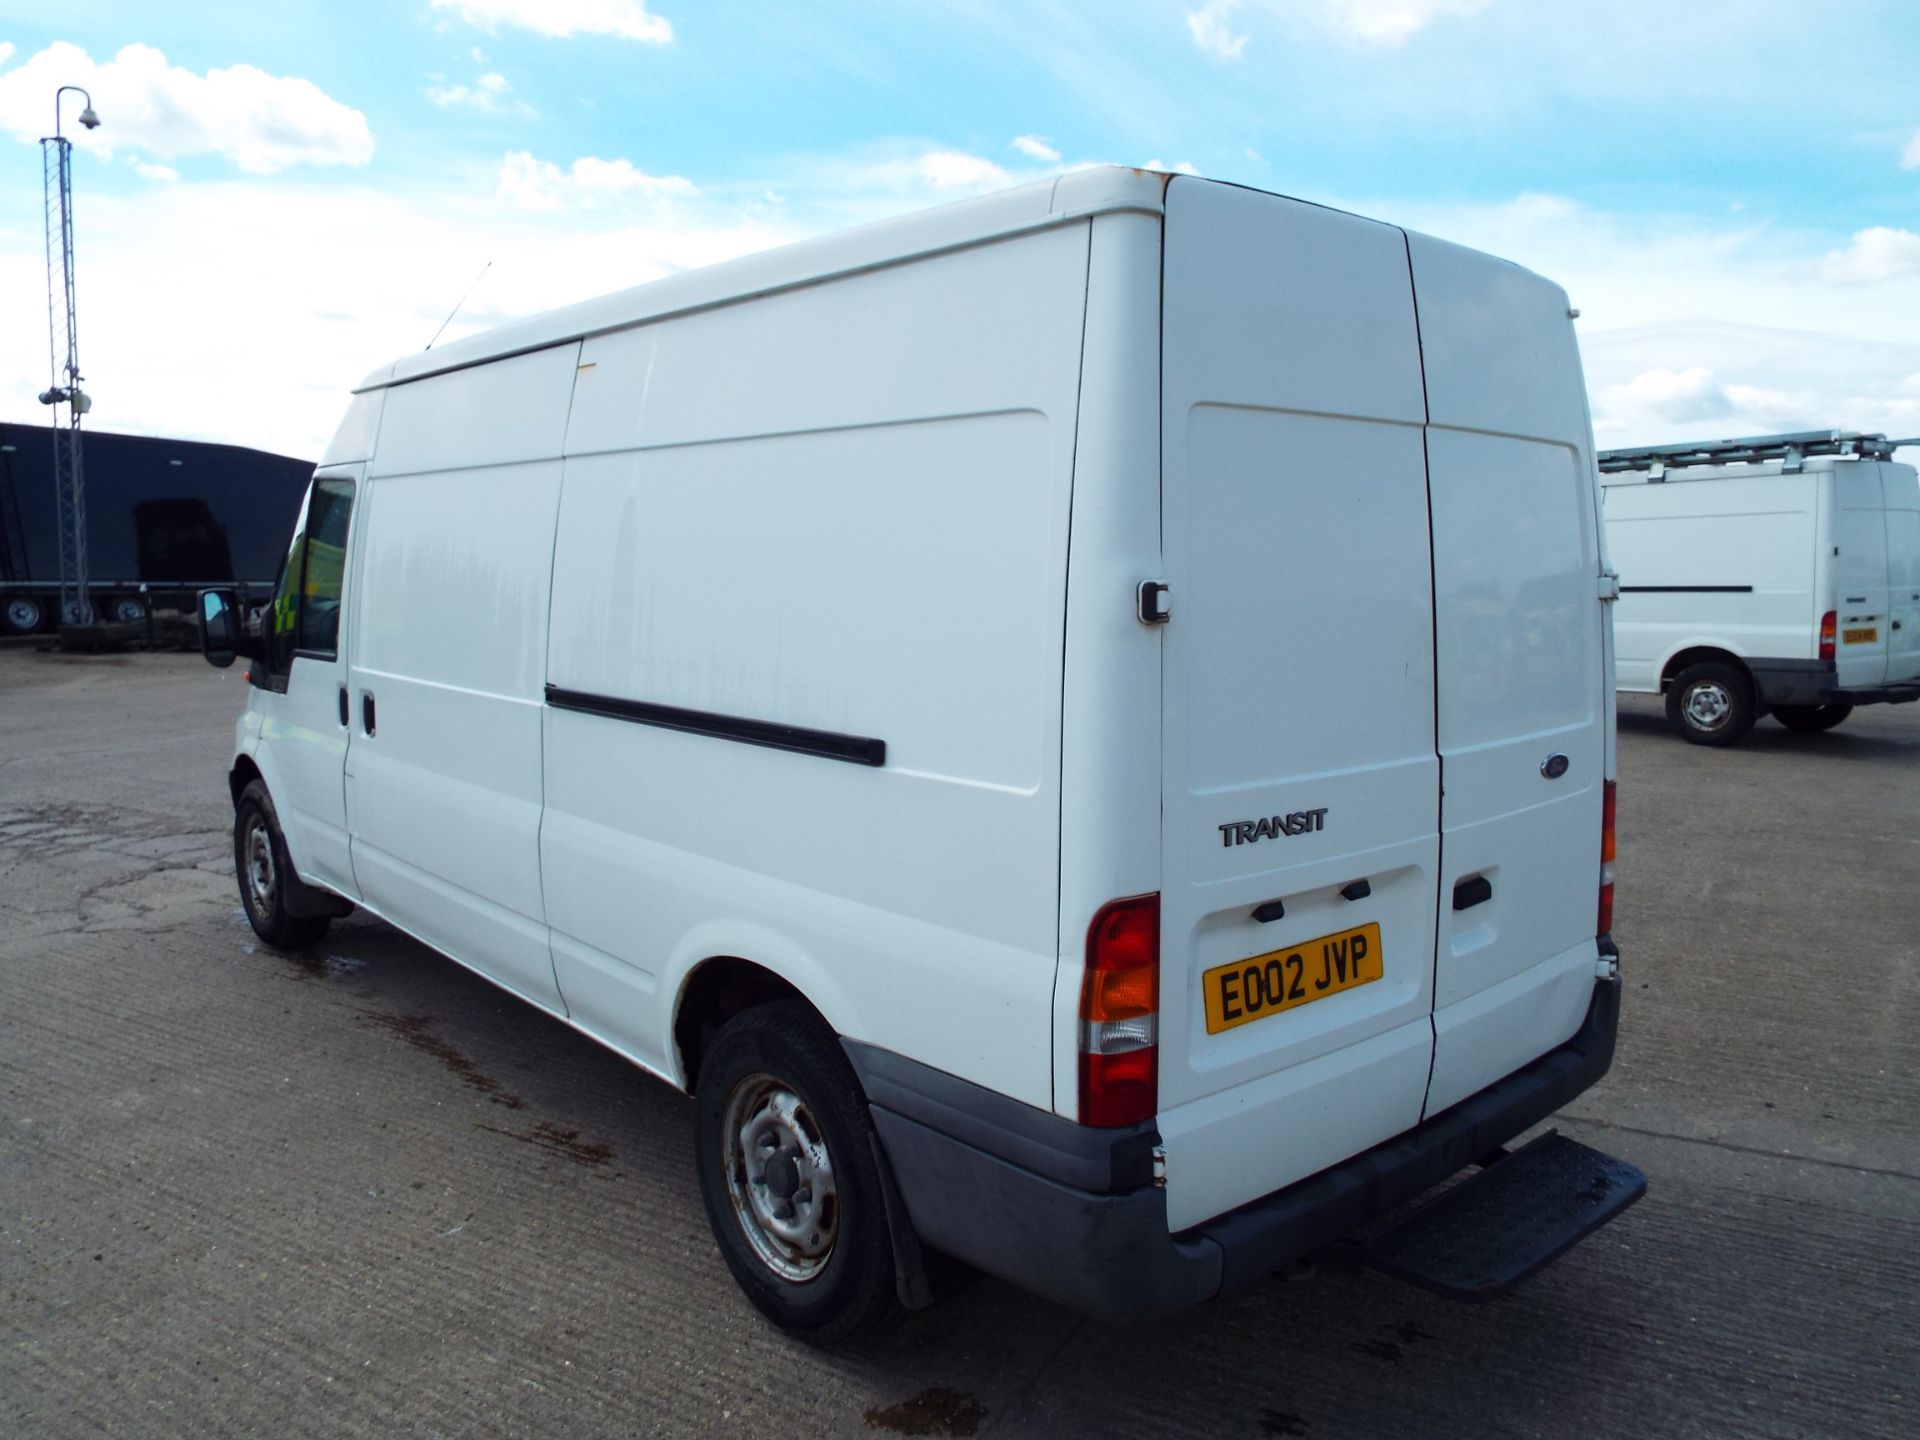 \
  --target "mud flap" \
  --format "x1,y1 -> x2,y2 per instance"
1362,1131 -> 1645,1301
